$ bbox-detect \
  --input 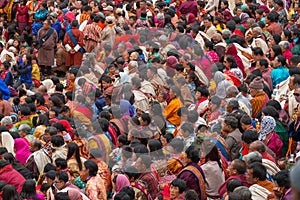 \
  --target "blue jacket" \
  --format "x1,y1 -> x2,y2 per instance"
51,20 -> 62,36
0,79 -> 10,100
34,9 -> 48,21
18,64 -> 32,86
270,66 -> 289,88
31,22 -> 43,37
3,71 -> 13,86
